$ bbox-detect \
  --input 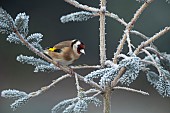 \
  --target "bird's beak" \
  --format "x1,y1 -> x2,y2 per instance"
80,49 -> 85,54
